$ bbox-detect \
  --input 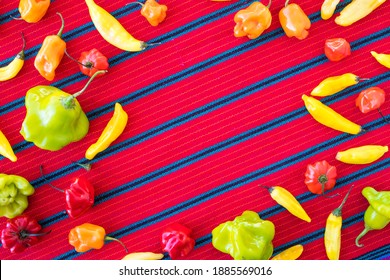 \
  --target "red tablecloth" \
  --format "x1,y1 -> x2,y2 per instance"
1,0 -> 389,260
